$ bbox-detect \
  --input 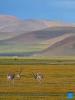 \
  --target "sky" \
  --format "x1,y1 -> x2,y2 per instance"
0,0 -> 75,23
